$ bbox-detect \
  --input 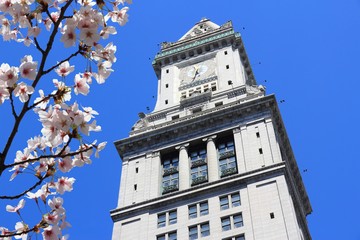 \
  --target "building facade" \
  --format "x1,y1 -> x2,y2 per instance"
110,19 -> 312,240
